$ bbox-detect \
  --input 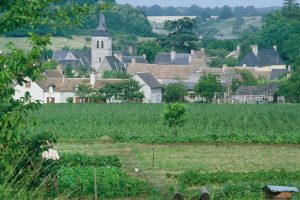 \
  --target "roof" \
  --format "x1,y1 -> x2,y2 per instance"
263,185 -> 299,193
52,51 -> 70,61
237,83 -> 280,96
113,51 -> 131,57
123,56 -> 149,64
270,69 -> 287,80
36,78 -> 121,92
105,56 -> 124,70
52,50 -> 91,68
92,13 -> 111,37
154,53 -> 190,65
238,49 -> 285,67
58,60 -> 83,70
43,70 -> 63,78
135,72 -> 162,89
